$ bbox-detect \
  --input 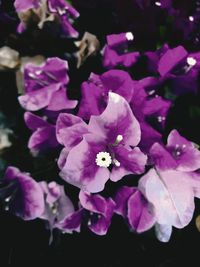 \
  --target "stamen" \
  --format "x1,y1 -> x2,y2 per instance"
5,196 -> 11,203
187,57 -> 197,66
189,16 -> 194,22
35,70 -> 42,75
116,134 -> 123,143
28,72 -> 36,78
113,159 -> 121,167
155,1 -> 161,6
125,32 -> 134,41
148,90 -> 155,96
157,116 -> 165,123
